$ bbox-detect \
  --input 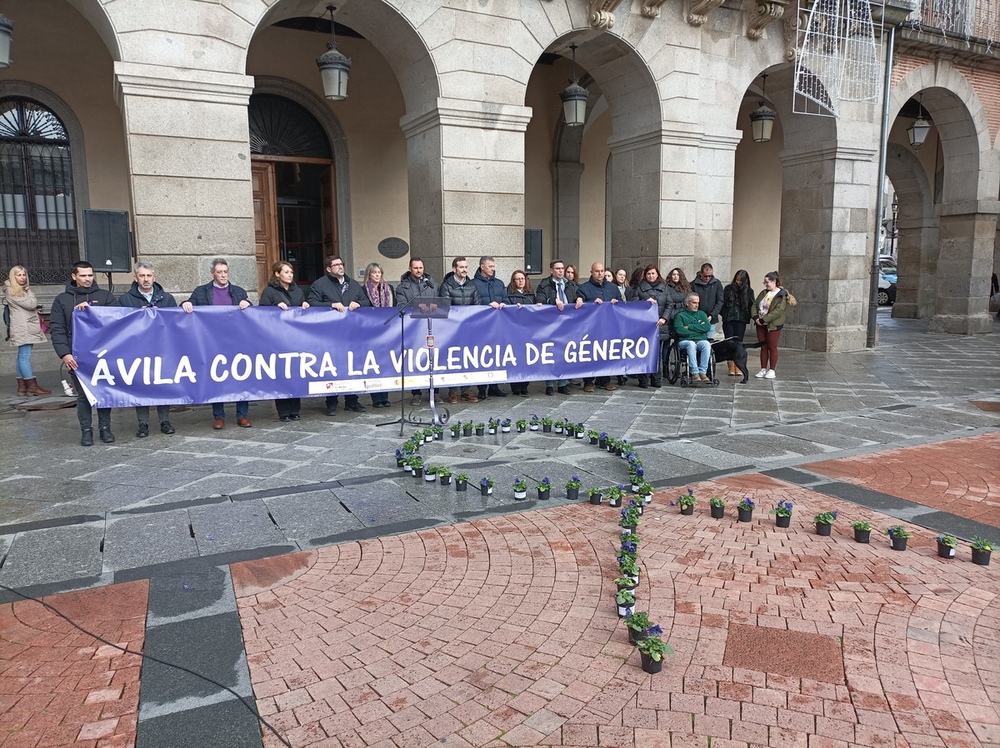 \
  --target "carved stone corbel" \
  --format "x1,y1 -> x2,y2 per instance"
642,0 -> 670,18
688,0 -> 725,25
589,0 -> 625,28
746,0 -> 790,39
